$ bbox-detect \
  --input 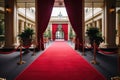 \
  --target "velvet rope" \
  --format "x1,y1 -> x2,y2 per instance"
80,42 -> 93,49
22,43 -> 32,49
0,45 -> 21,54
93,43 -> 117,54
84,45 -> 93,49
97,48 -> 117,54
82,42 -> 116,54
0,40 -> 39,54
